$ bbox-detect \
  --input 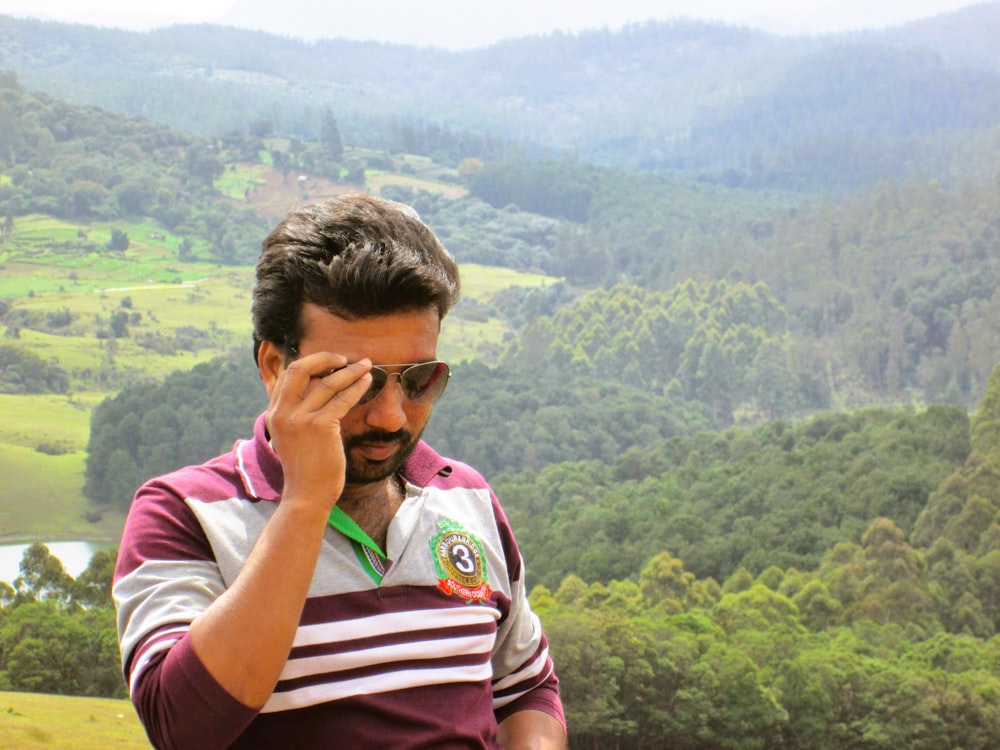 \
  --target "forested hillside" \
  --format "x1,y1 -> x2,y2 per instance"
675,44 -> 1000,189
0,72 -> 268,264
534,363 -> 1000,748
440,158 -> 1000,407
